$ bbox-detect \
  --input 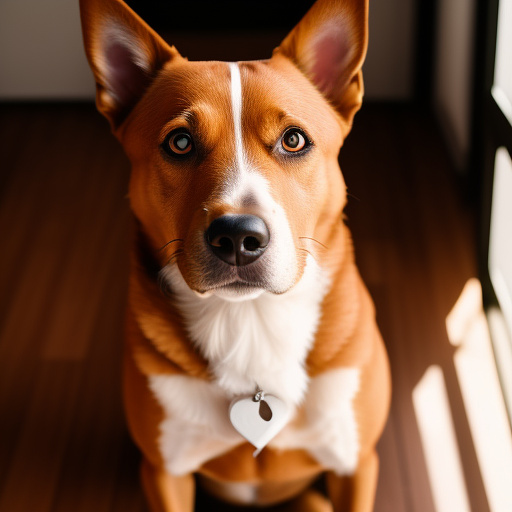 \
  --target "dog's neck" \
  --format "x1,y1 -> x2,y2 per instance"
160,256 -> 331,405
